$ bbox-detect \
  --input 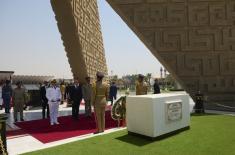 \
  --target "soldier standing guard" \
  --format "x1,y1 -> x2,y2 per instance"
46,79 -> 61,125
194,90 -> 205,113
2,80 -> 12,113
92,72 -> 109,134
136,74 -> 148,95
12,81 -> 26,122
